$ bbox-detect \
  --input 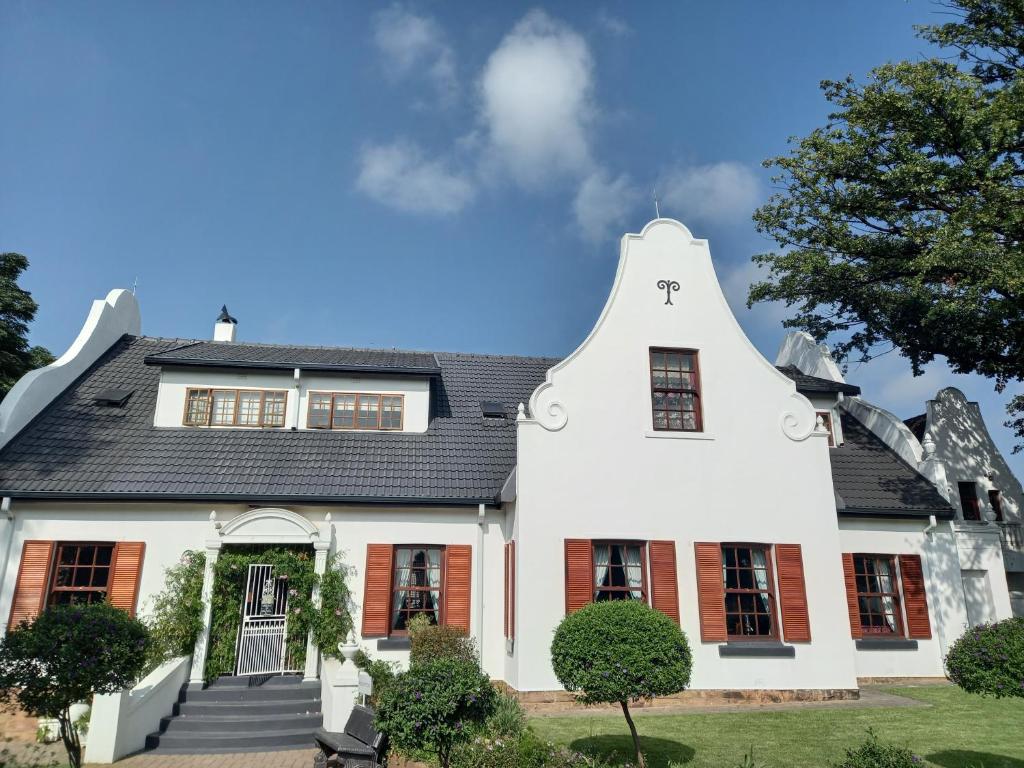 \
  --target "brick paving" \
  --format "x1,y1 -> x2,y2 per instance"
102,748 -> 317,768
